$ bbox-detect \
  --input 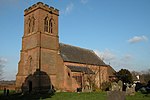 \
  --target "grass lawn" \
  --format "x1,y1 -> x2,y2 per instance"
0,90 -> 16,94
45,92 -> 107,100
0,91 -> 149,100
44,92 -> 150,100
126,92 -> 150,100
